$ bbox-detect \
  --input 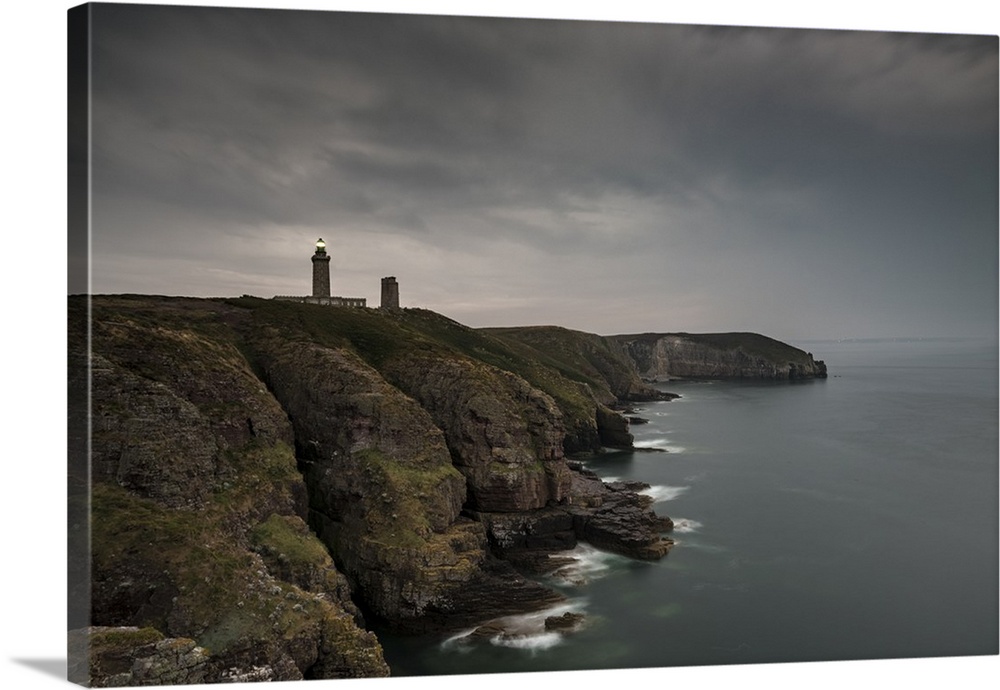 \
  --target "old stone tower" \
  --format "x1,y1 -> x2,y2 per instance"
311,238 -> 331,298
380,276 -> 400,310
